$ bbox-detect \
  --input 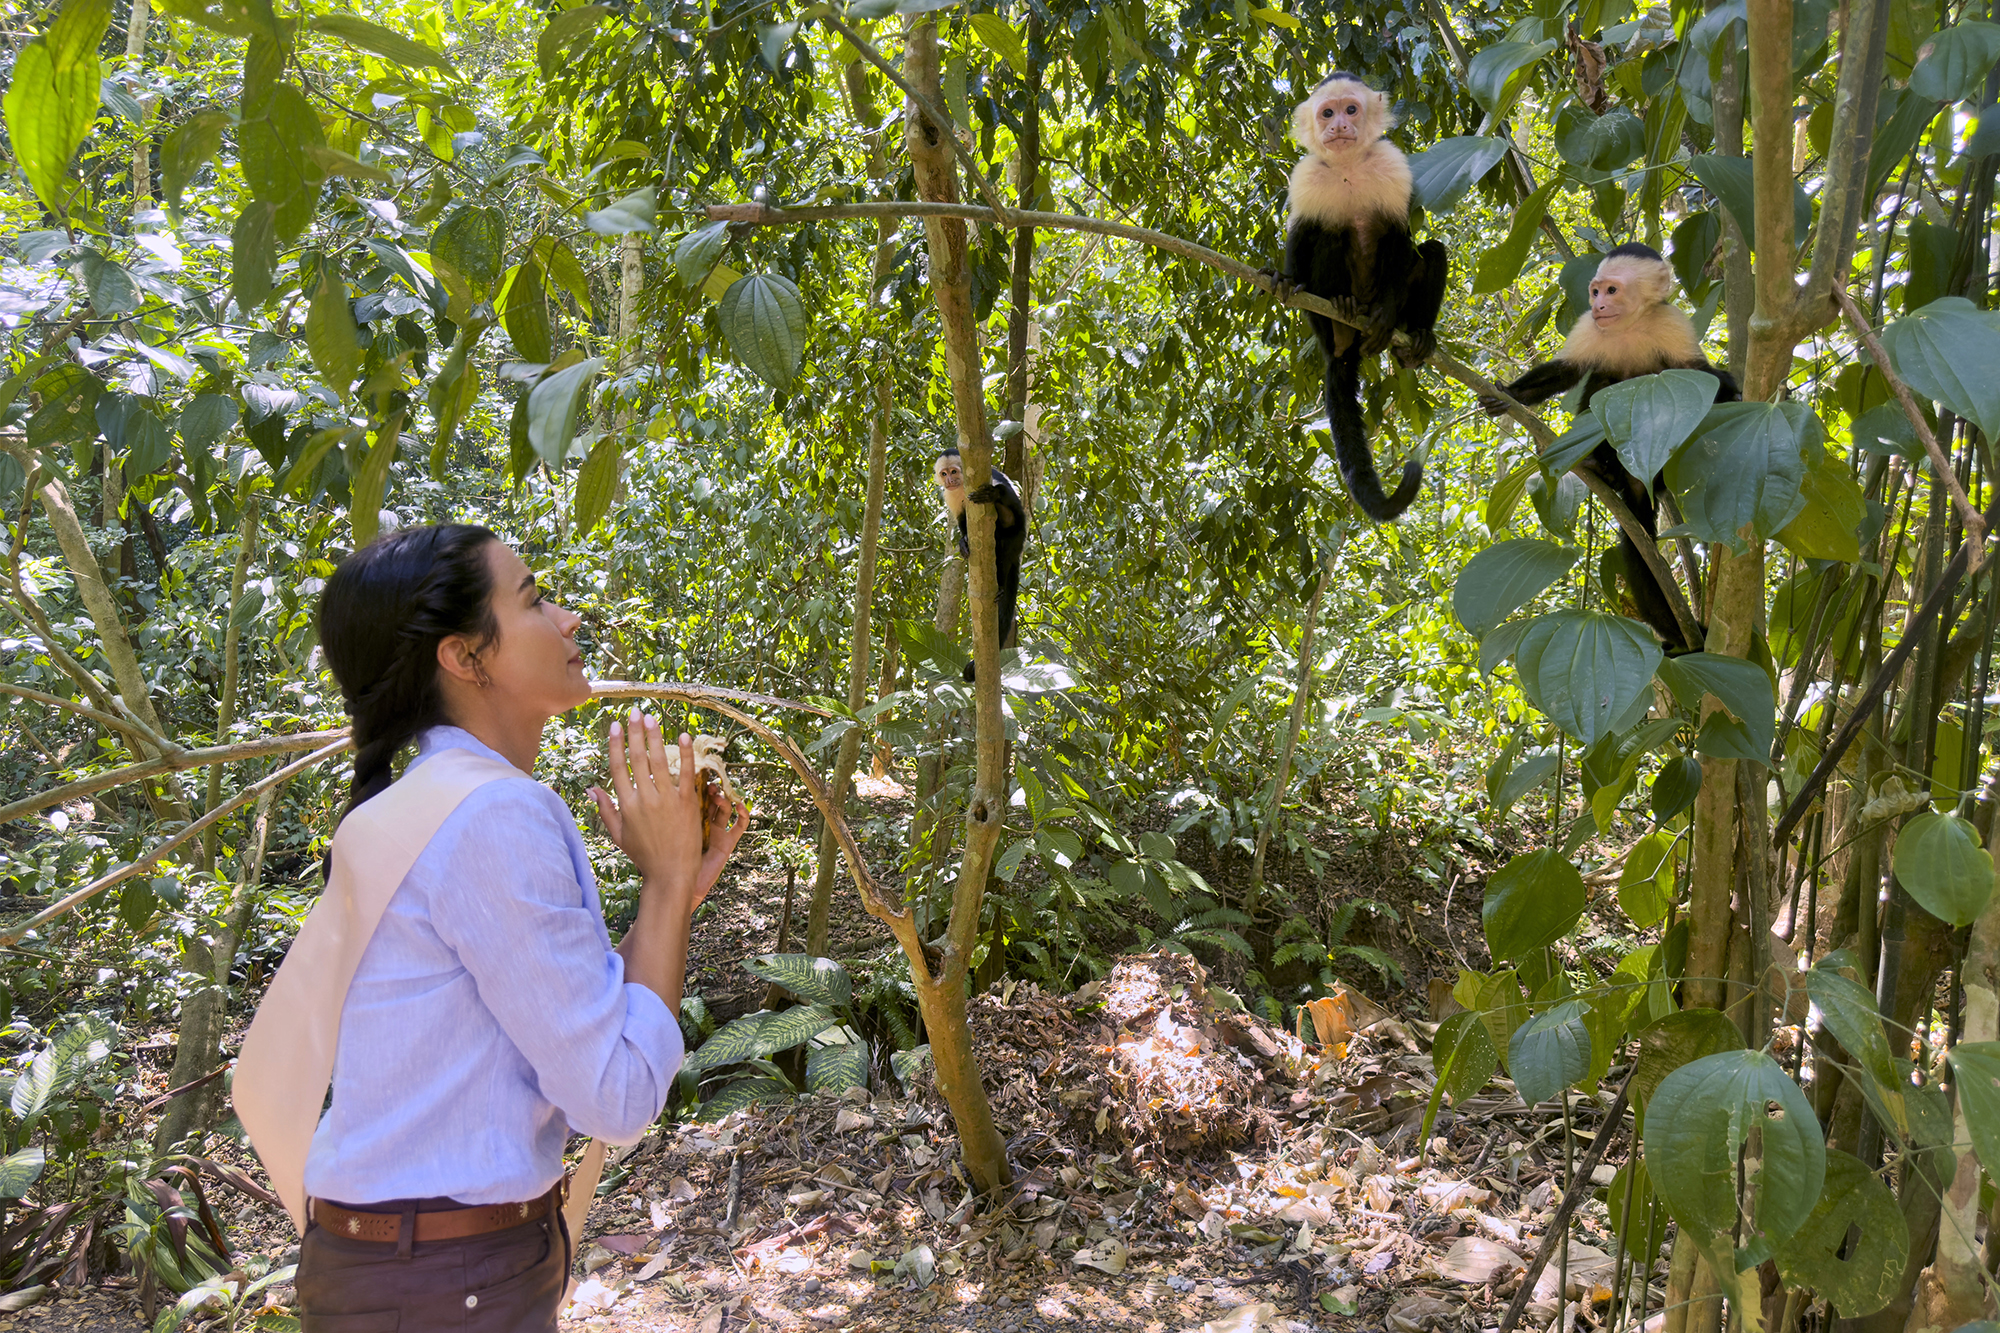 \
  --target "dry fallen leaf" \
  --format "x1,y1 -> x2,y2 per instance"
1386,1294 -> 1460,1331
1201,1300 -> 1278,1333
1363,1174 -> 1399,1211
1419,1179 -> 1494,1210
1073,1238 -> 1129,1274
1438,1236 -> 1525,1284
668,1176 -> 697,1202
834,1108 -> 876,1133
